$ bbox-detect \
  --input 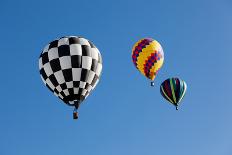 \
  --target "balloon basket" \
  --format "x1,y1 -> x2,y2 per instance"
73,111 -> 78,119
151,82 -> 155,87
